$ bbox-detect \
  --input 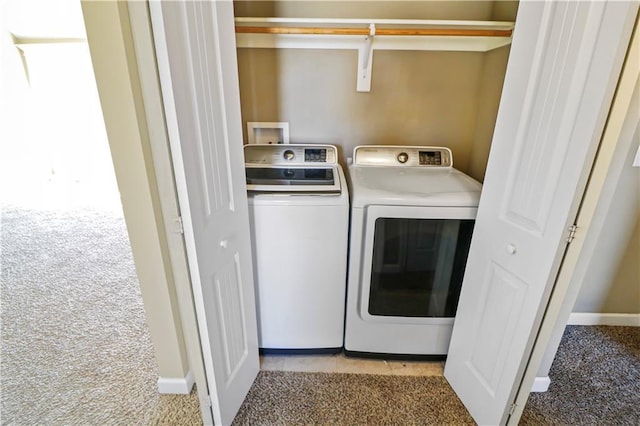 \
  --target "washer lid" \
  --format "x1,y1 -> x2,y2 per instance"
349,165 -> 482,208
